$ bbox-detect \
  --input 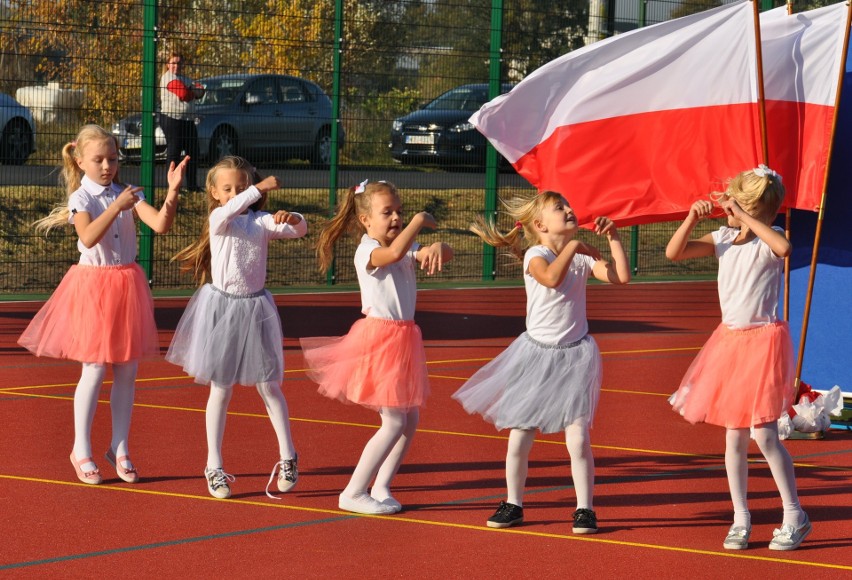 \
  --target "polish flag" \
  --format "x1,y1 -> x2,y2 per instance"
470,2 -> 761,227
761,2 -> 850,212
